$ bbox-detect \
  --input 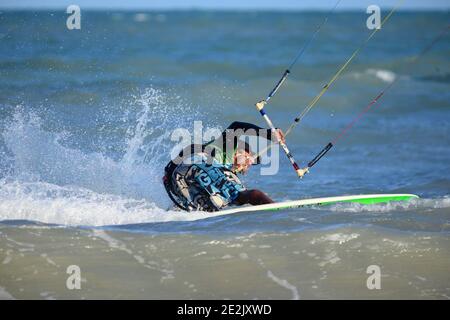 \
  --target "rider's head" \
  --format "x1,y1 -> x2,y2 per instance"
232,141 -> 255,174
